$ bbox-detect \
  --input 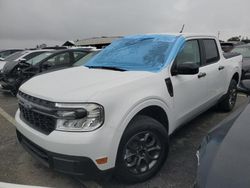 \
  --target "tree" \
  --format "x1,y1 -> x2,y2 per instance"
227,36 -> 241,42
